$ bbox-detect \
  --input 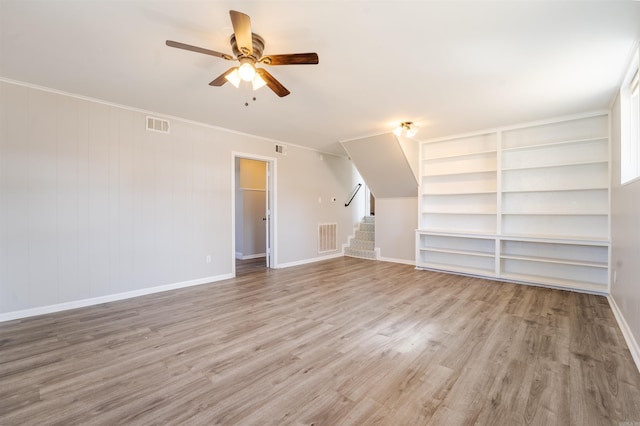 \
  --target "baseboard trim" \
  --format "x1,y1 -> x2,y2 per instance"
241,253 -> 266,260
277,252 -> 344,269
0,273 -> 233,323
378,256 -> 415,266
608,295 -> 640,374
